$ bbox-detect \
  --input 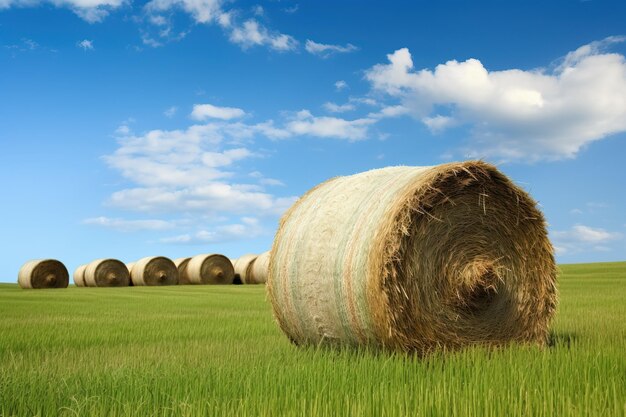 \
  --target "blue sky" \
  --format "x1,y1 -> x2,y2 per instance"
1,0 -> 625,282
